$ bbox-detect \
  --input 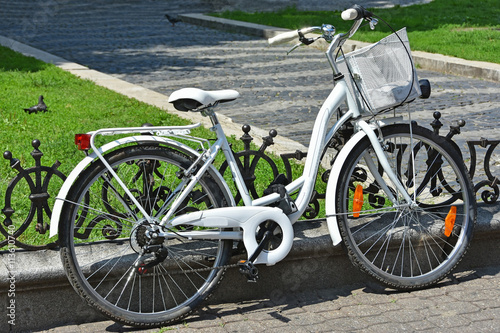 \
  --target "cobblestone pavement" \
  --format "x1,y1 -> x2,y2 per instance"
1,0 -> 498,185
1,1 -> 500,332
40,264 -> 500,332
